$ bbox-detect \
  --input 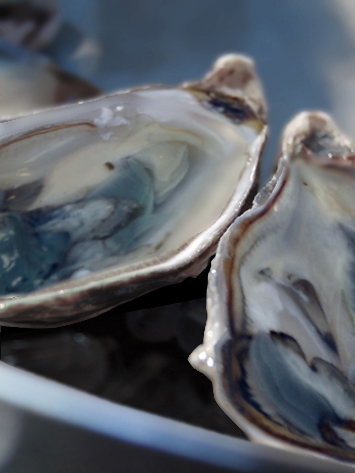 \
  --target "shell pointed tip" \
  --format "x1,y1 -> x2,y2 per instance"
212,53 -> 255,72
